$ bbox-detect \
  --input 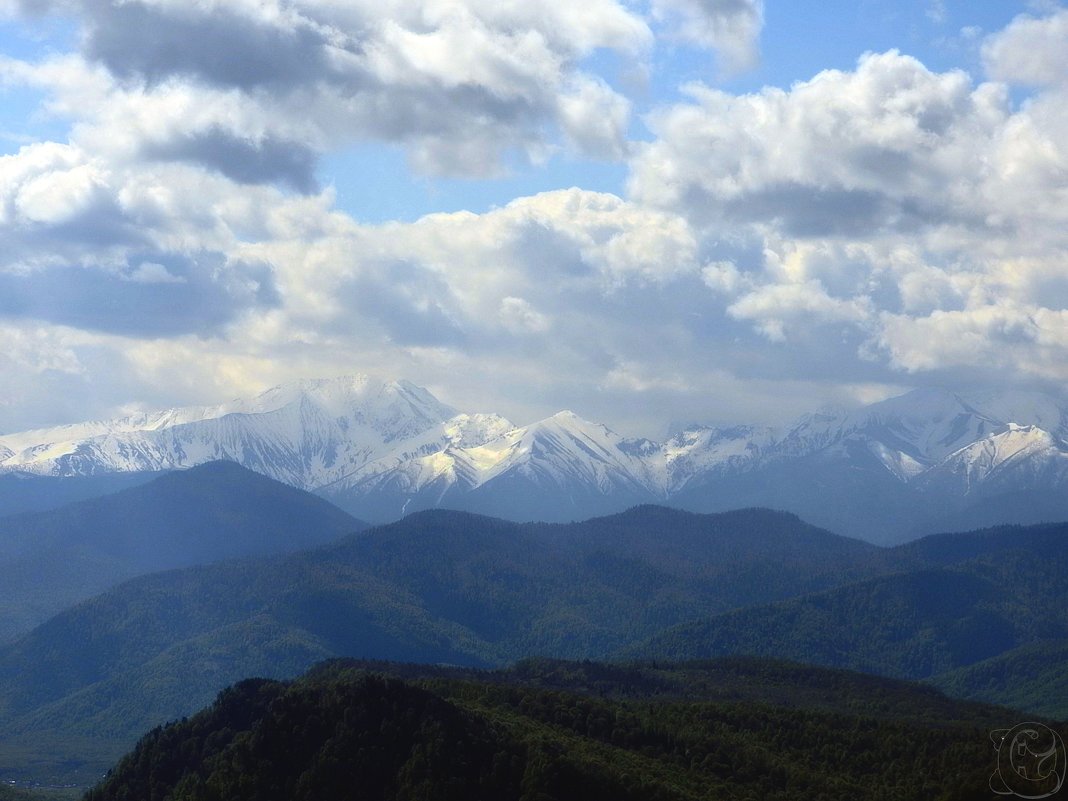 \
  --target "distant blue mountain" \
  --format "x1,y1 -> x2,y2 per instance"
0,461 -> 364,642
